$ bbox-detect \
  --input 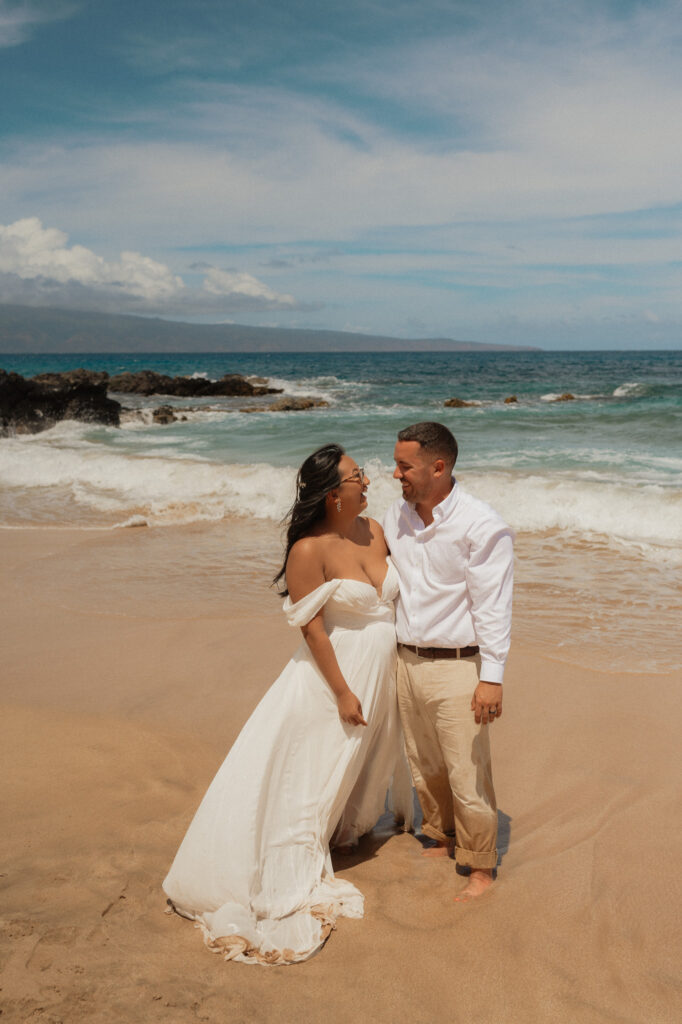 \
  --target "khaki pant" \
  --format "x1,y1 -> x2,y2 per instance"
397,647 -> 498,870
